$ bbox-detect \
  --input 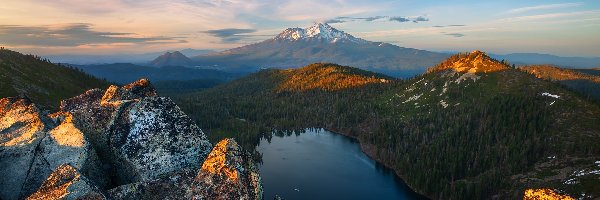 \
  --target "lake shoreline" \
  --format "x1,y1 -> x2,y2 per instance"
324,127 -> 432,200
